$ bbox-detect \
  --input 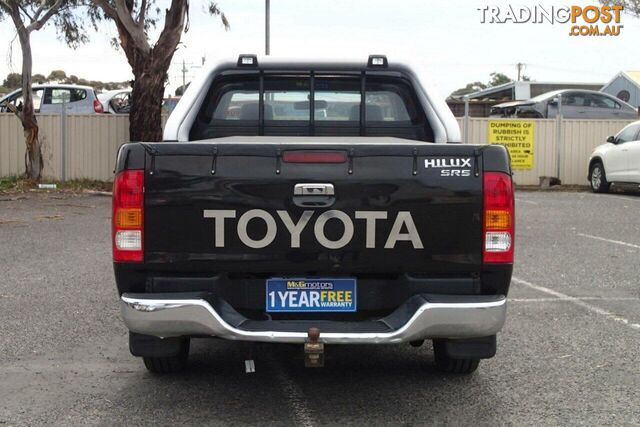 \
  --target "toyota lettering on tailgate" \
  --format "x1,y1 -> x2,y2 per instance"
203,209 -> 424,250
